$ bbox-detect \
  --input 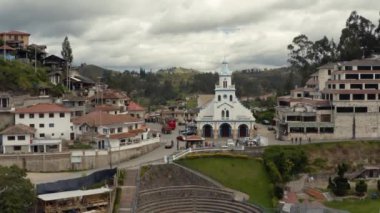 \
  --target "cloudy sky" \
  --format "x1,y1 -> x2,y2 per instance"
0,0 -> 379,71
